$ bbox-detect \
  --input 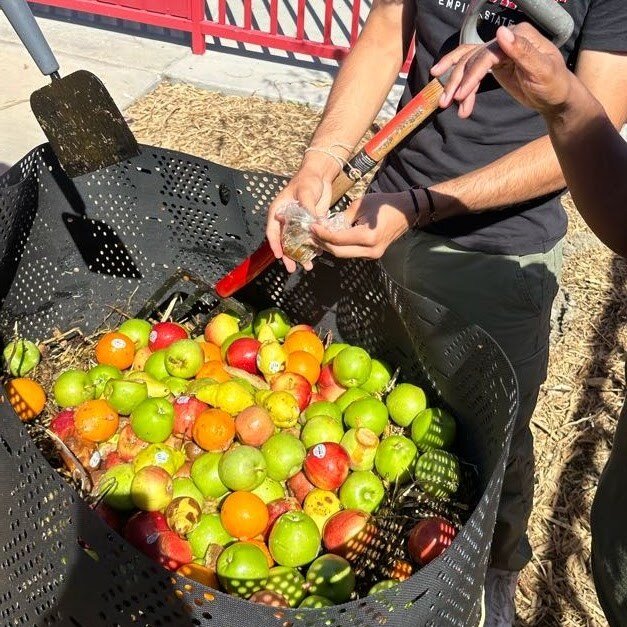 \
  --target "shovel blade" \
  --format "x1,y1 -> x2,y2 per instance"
30,69 -> 140,178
